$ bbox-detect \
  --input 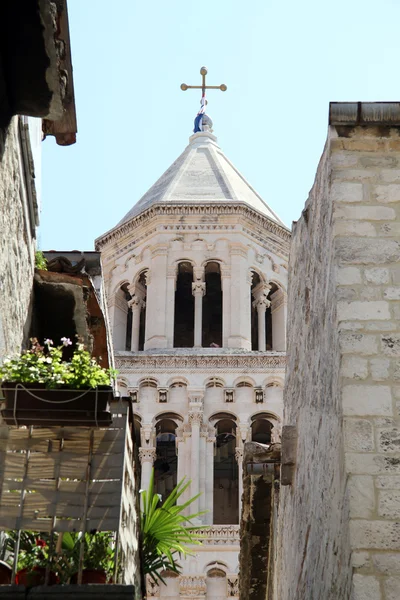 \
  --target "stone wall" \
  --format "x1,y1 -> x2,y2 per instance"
275,124 -> 400,600
0,117 -> 36,360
